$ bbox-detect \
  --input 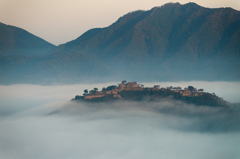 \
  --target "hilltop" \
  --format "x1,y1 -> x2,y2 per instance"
73,81 -> 227,107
